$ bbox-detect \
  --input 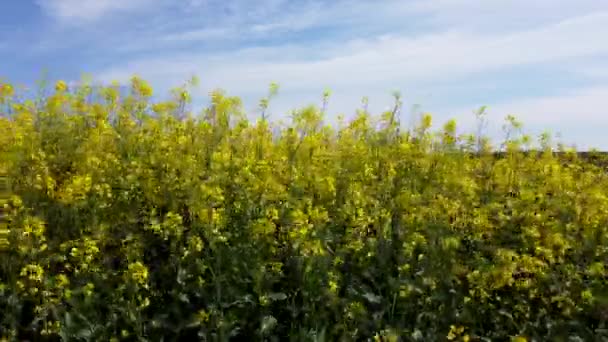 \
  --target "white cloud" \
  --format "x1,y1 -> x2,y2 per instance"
409,0 -> 607,28
577,66 -> 608,79
97,11 -> 608,93
159,28 -> 232,42
36,0 -> 156,23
